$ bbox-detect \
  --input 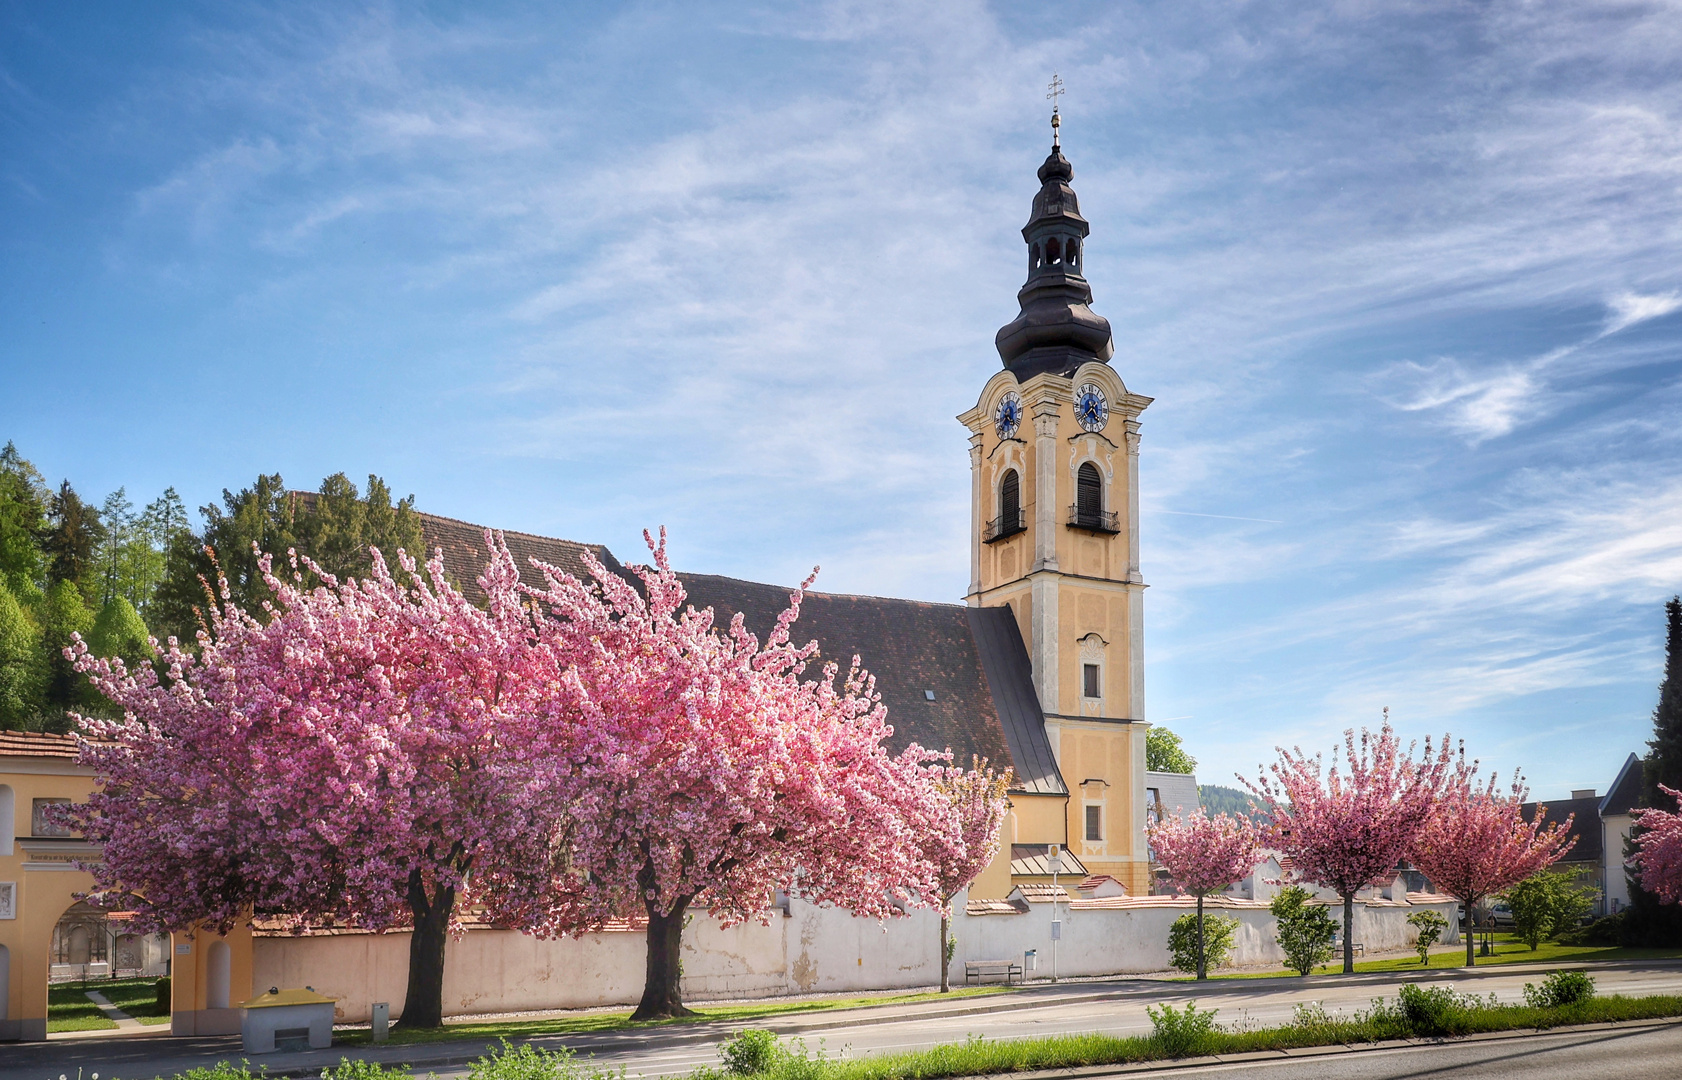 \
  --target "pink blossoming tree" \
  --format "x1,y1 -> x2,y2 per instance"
1243,715 -> 1452,973
1411,758 -> 1576,966
924,759 -> 1012,992
1147,809 -> 1263,978
481,532 -> 966,1020
1632,786 -> 1682,904
66,541 -> 564,1029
